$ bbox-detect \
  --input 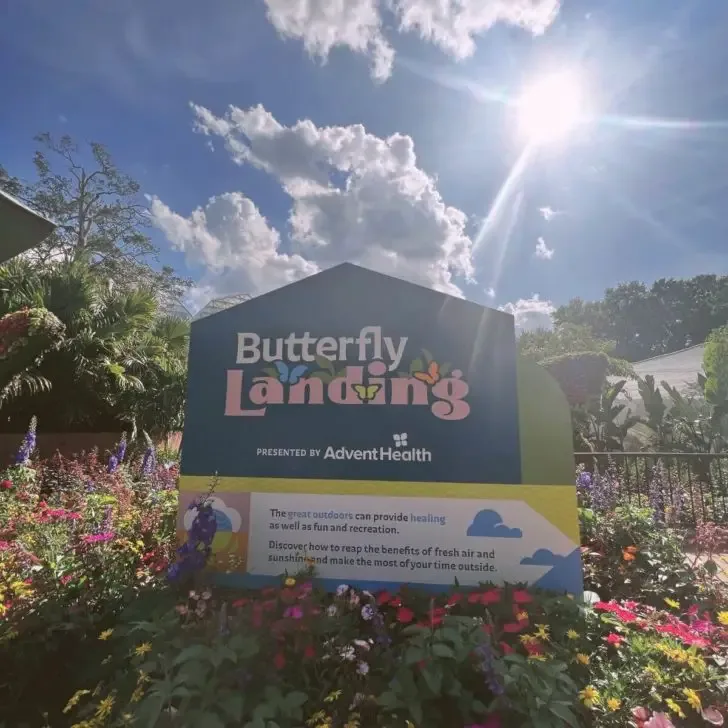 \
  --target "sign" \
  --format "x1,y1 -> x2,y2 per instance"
179,263 -> 582,594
